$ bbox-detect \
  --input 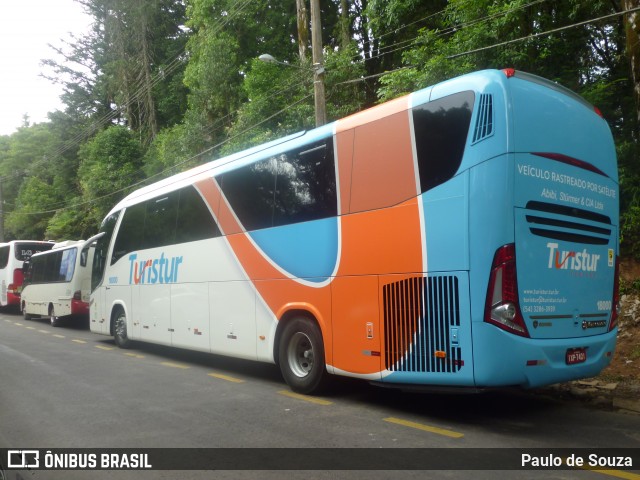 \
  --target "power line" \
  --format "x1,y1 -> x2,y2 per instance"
448,6 -> 640,59
41,0 -> 253,167
5,2 -> 634,218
